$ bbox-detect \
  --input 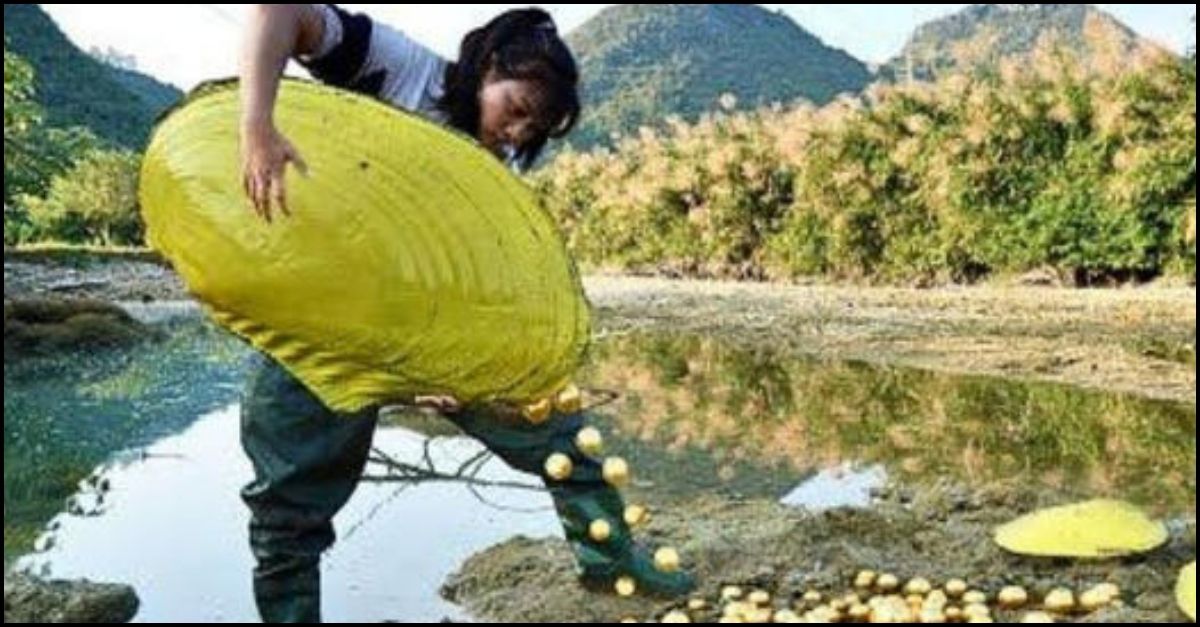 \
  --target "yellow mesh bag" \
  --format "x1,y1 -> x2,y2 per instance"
140,80 -> 591,412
